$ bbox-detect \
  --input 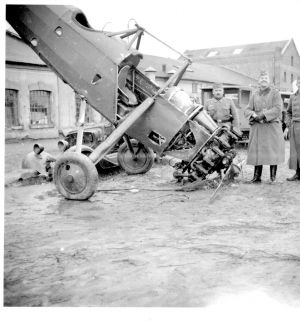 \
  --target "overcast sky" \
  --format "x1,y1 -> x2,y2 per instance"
4,0 -> 300,59
68,0 -> 299,59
